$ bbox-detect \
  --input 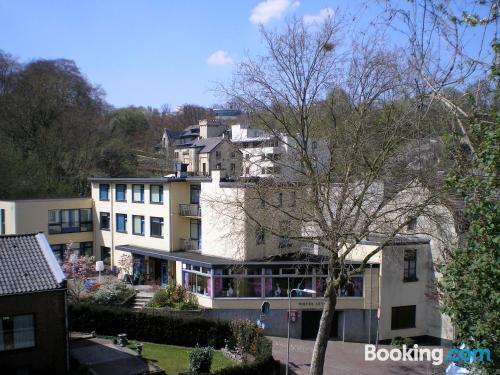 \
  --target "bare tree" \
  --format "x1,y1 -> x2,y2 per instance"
212,16 -> 448,374
380,0 -> 499,157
